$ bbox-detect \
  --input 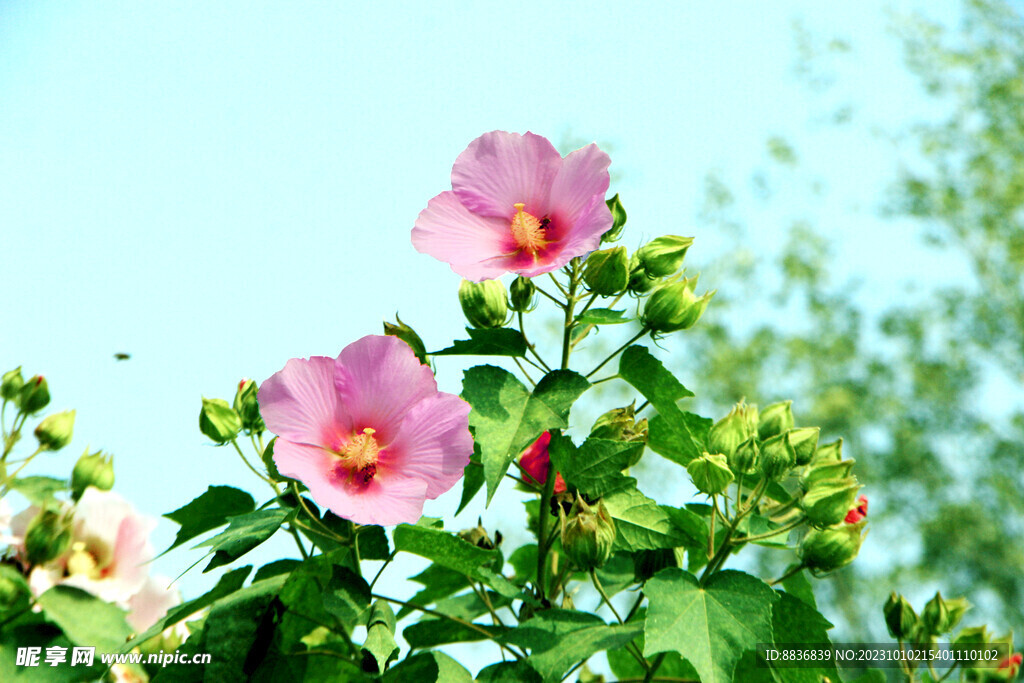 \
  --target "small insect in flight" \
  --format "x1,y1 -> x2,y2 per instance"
114,353 -> 131,361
